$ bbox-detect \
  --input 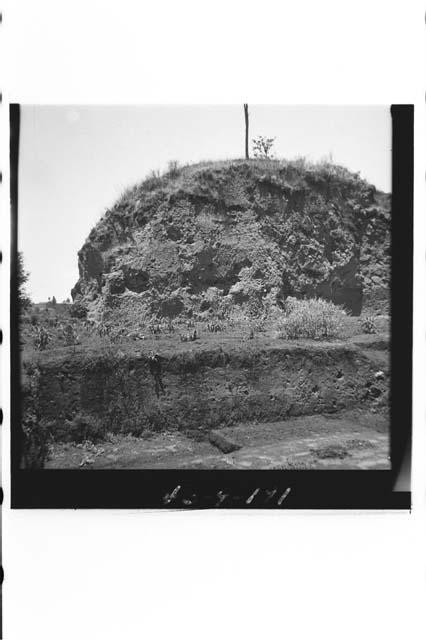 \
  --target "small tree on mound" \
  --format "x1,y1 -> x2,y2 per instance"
252,136 -> 276,159
277,298 -> 345,340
